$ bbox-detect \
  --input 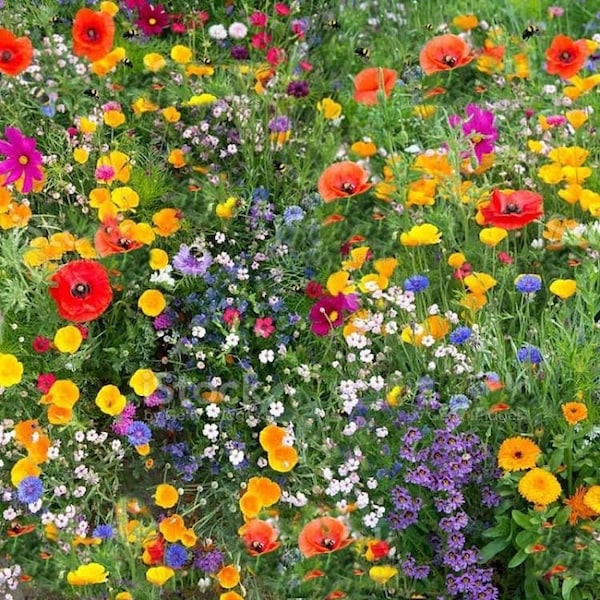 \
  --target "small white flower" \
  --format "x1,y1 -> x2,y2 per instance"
228,22 -> 248,39
208,24 -> 228,40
